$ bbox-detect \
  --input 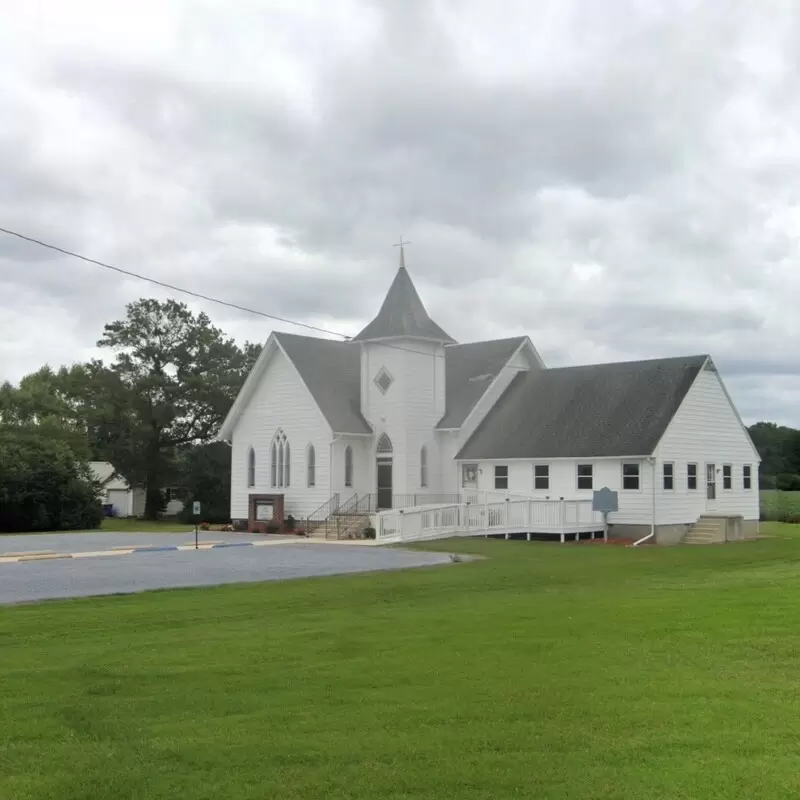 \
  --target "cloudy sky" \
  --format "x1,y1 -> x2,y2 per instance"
1,0 -> 799,425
